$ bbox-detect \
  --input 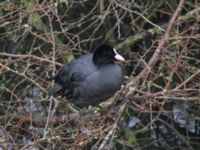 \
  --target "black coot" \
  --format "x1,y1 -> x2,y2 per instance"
50,44 -> 125,107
